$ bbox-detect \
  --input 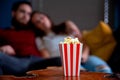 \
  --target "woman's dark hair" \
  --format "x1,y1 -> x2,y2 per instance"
29,11 -> 54,38
52,20 -> 76,35
52,22 -> 69,35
